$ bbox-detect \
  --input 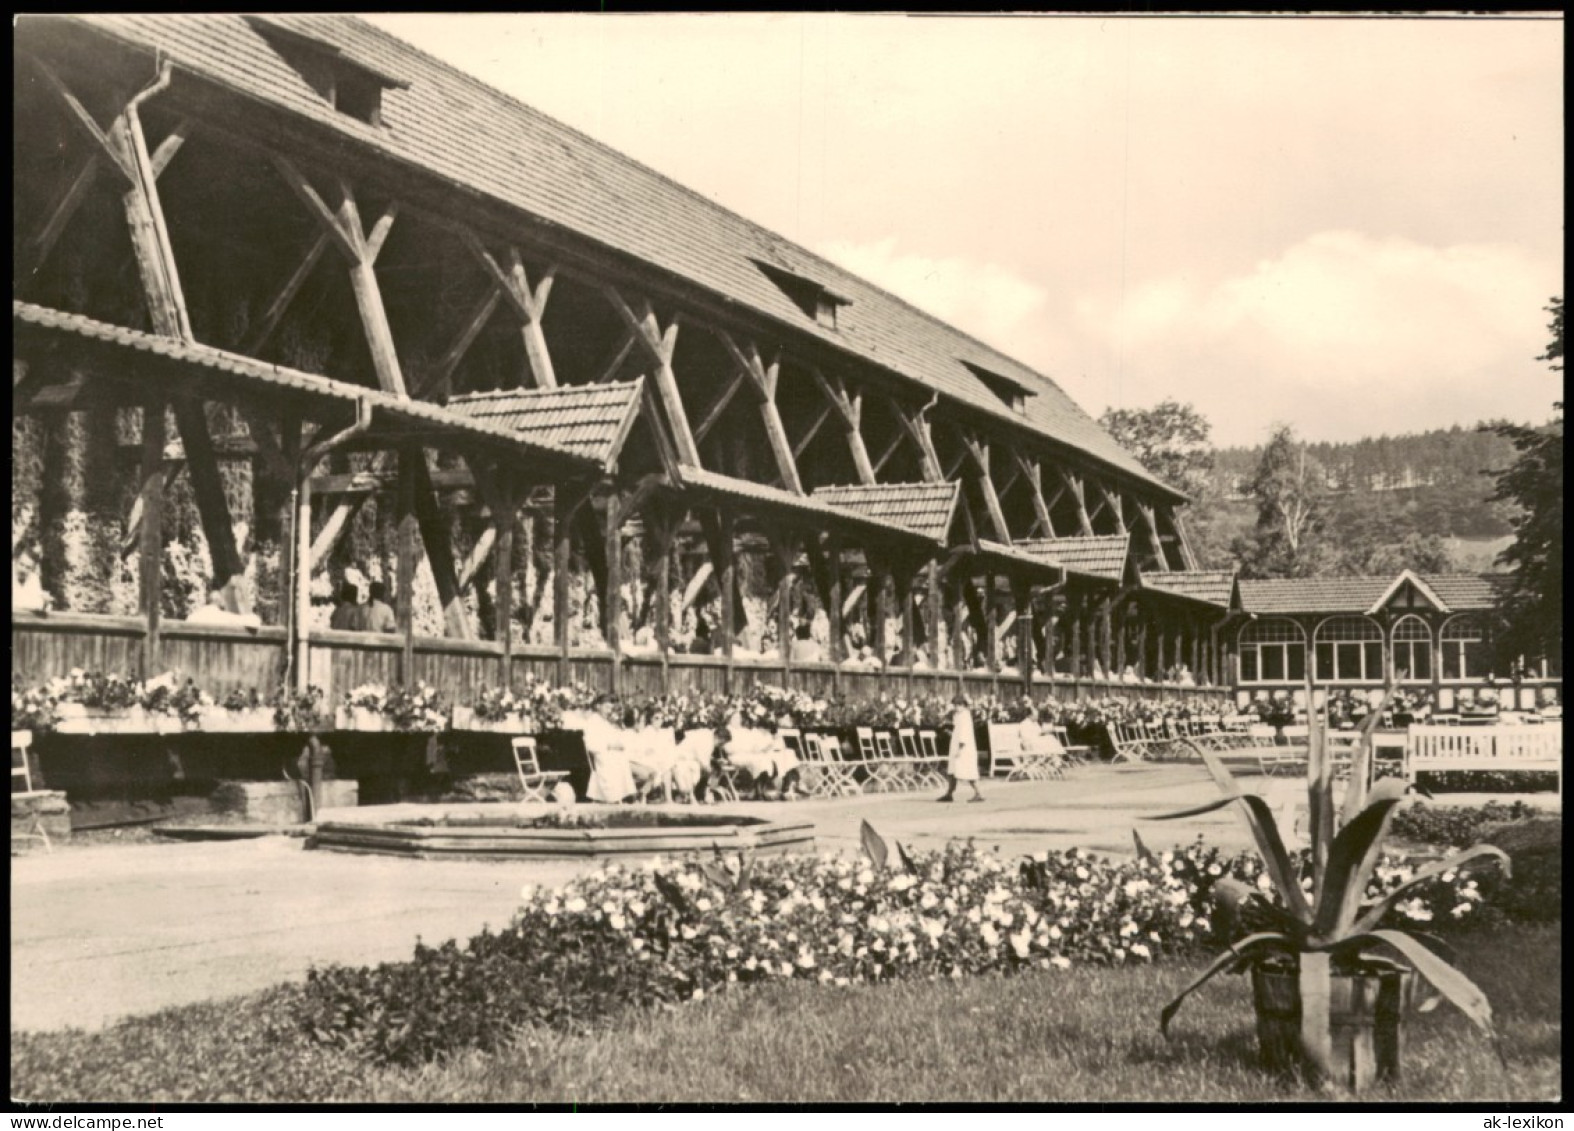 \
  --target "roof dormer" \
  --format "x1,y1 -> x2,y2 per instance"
246,16 -> 409,127
752,260 -> 850,331
961,360 -> 1034,415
